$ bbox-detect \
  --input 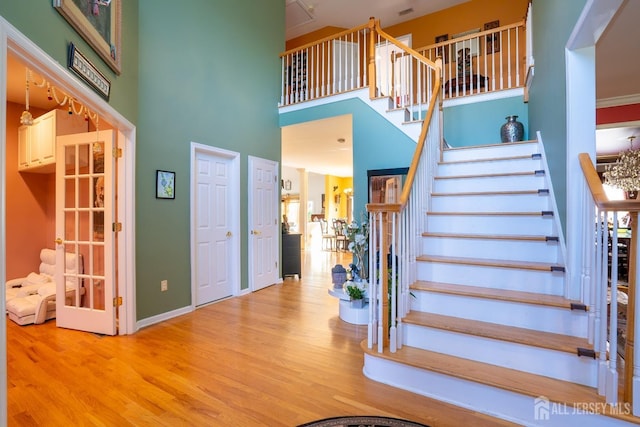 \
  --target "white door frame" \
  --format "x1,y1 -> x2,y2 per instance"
564,0 -> 623,302
189,142 -> 241,306
0,18 -> 137,419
